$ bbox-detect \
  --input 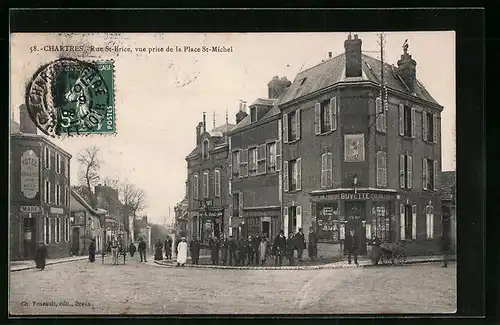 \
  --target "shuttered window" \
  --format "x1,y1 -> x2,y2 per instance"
257,144 -> 266,175
283,207 -> 289,237
214,170 -> 221,198
296,158 -> 302,191
315,97 -> 338,135
248,147 -> 257,176
296,206 -> 302,233
203,171 -> 209,198
376,97 -> 387,133
240,149 -> 249,177
399,104 -> 415,138
276,140 -> 282,172
426,204 -> 434,239
193,174 -> 199,200
376,151 -> 387,187
283,161 -> 289,192
321,152 -> 333,188
399,154 -> 413,189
